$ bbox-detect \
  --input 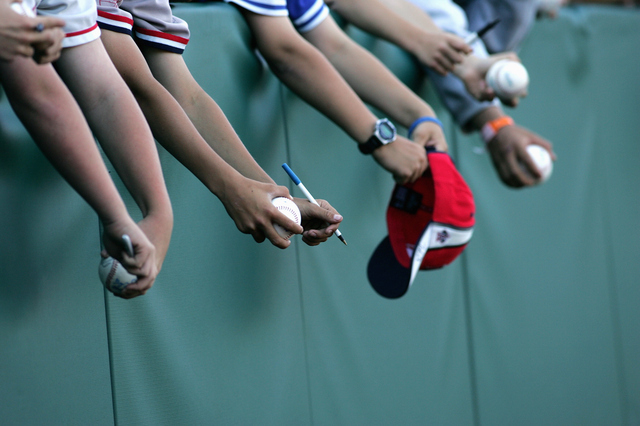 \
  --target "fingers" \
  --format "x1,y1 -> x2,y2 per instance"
507,147 -> 538,187
292,198 -> 343,246
114,251 -> 156,299
499,96 -> 520,108
272,214 -> 304,237
32,27 -> 65,64
518,146 -> 543,181
441,44 -> 466,68
430,60 -> 448,76
118,275 -> 155,299
531,138 -> 556,160
437,36 -> 471,72
35,16 -> 66,31
432,49 -> 461,76
450,36 -> 473,55
101,222 -> 160,298
4,13 -> 66,62
487,127 -> 545,188
12,42 -> 35,59
258,210 -> 296,249
300,199 -> 341,223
